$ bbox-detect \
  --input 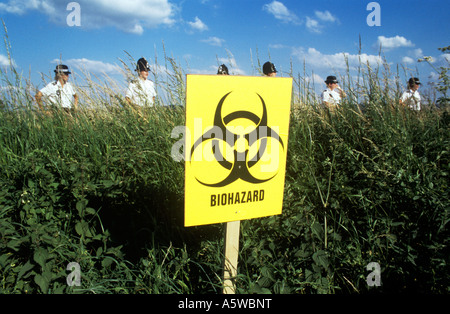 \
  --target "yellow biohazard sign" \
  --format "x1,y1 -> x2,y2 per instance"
185,75 -> 292,227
